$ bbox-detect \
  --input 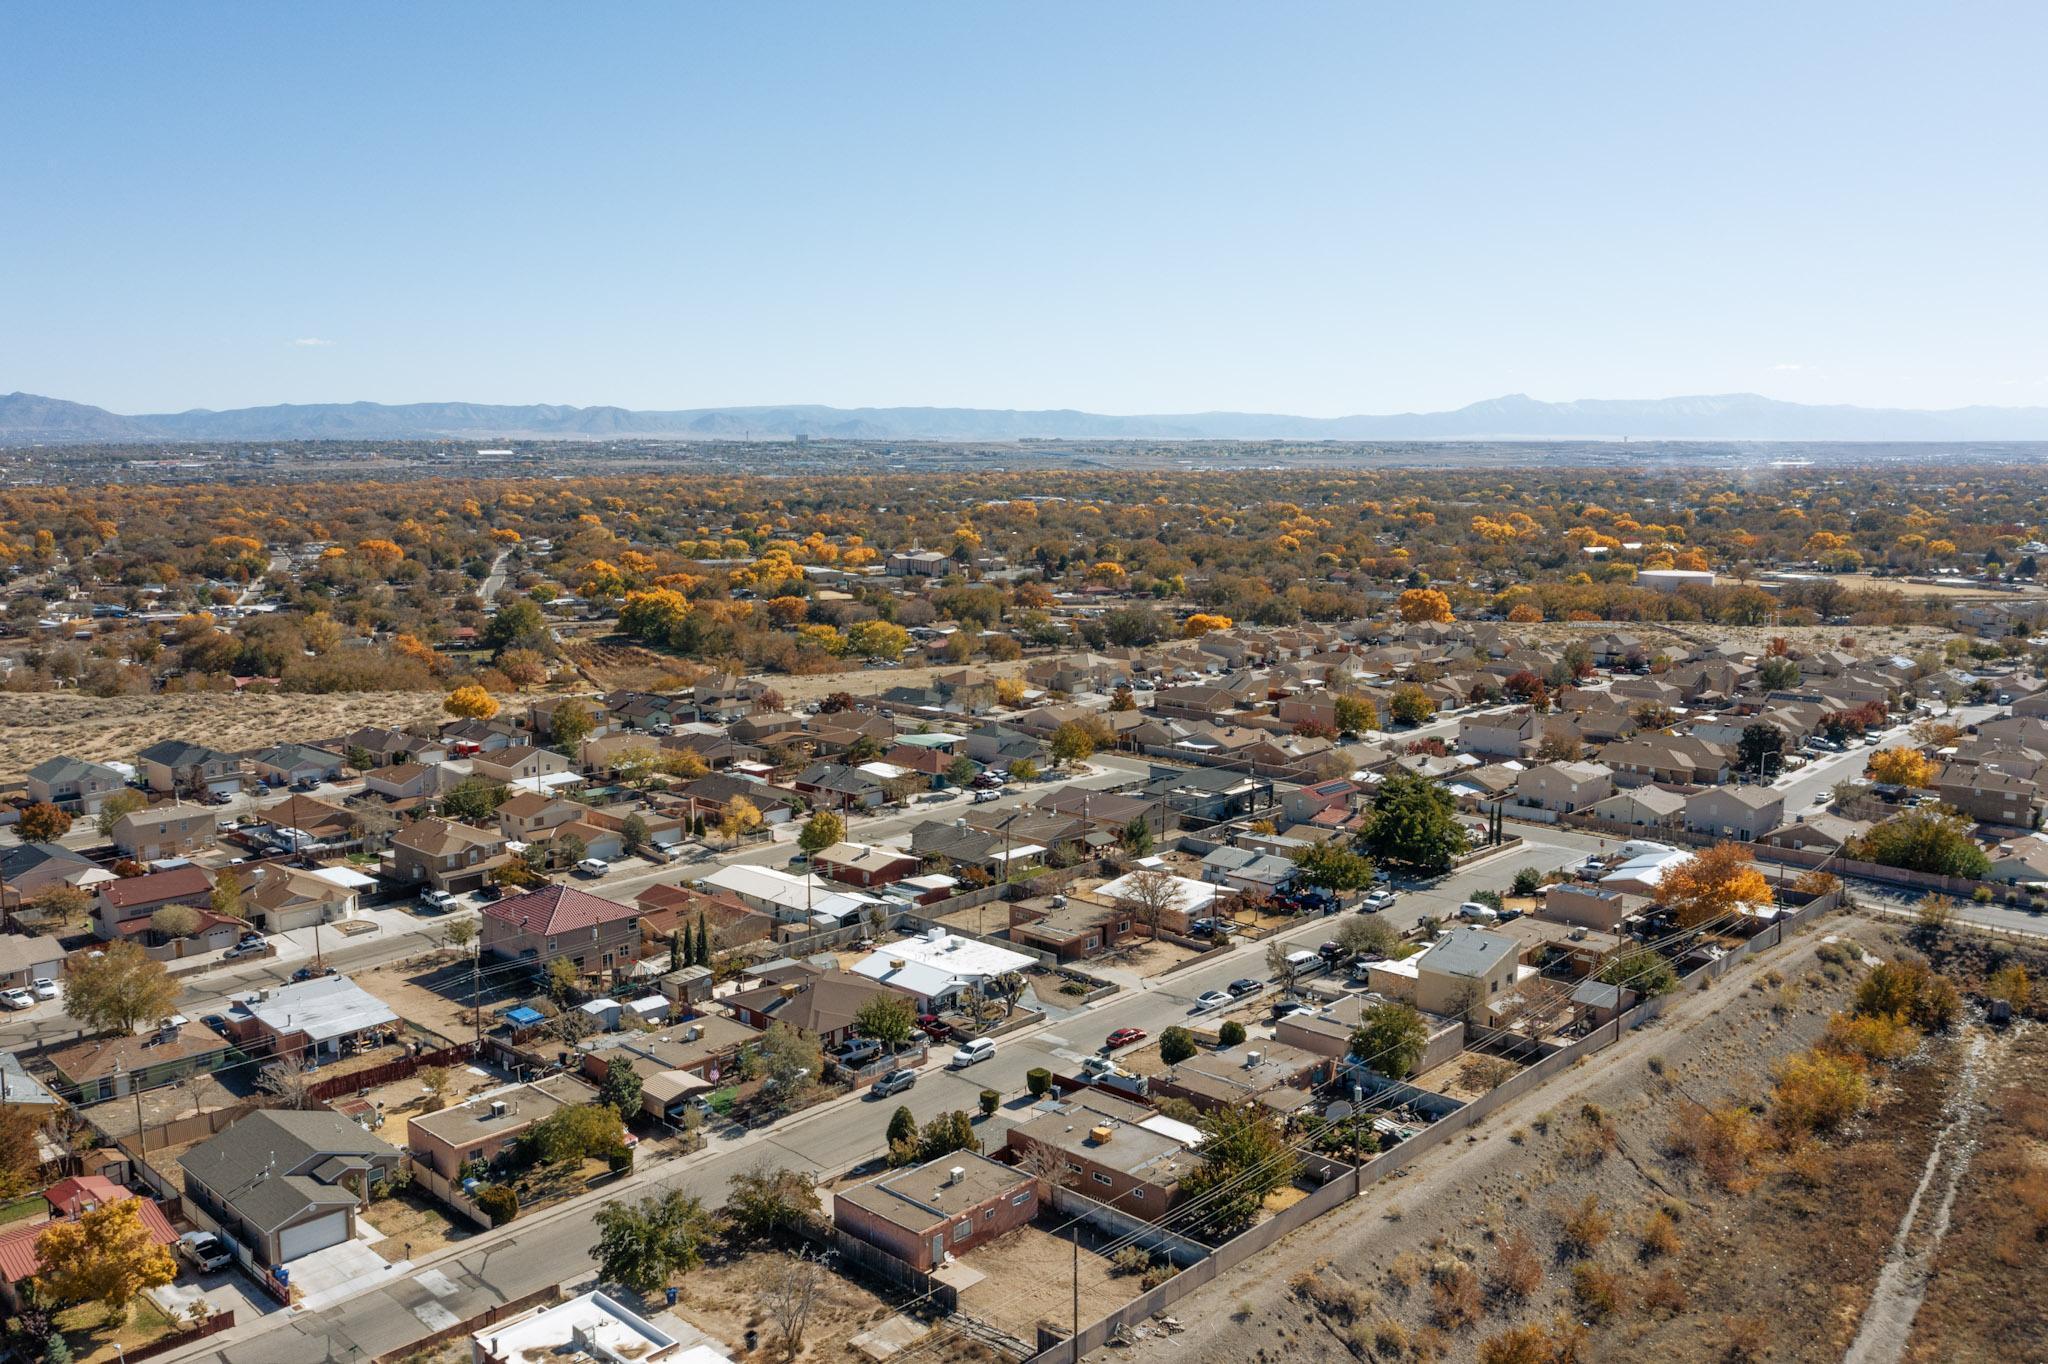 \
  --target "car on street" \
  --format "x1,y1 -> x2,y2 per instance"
0,988 -> 34,1011
1317,941 -> 1345,963
1361,889 -> 1396,912
1456,901 -> 1500,922
30,977 -> 58,1000
1104,1027 -> 1146,1050
1194,989 -> 1233,1011
972,789 -> 1002,803
949,1038 -> 996,1068
870,1067 -> 918,1098
1227,977 -> 1262,997
177,1231 -> 231,1273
